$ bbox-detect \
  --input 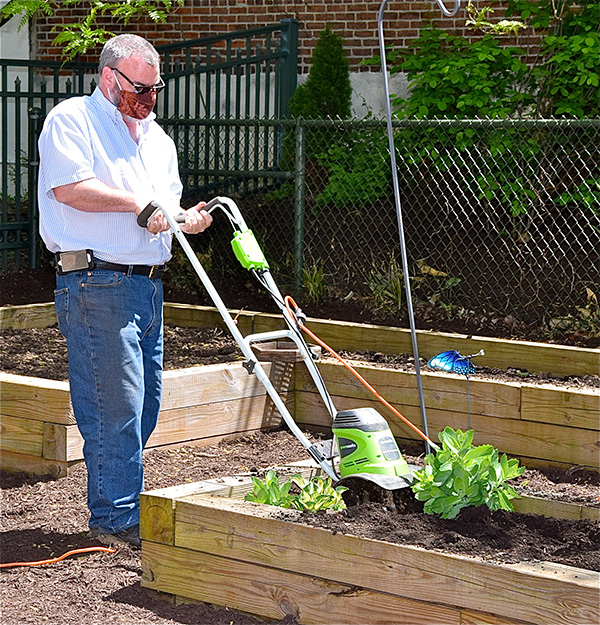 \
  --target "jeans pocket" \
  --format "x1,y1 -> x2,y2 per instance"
54,287 -> 69,338
83,271 -> 125,288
